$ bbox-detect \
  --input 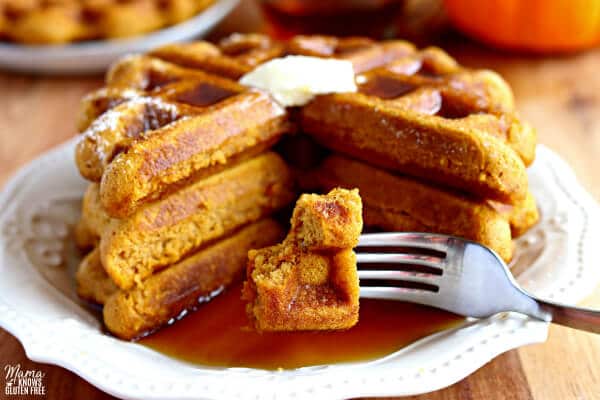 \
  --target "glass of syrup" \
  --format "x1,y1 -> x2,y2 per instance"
258,0 -> 406,39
